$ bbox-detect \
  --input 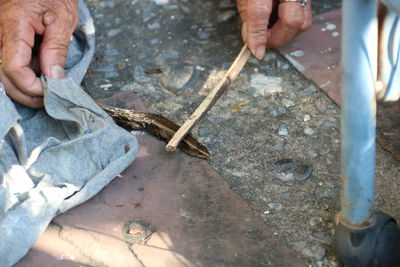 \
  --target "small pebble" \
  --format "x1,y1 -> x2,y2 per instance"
282,99 -> 295,107
107,29 -> 122,37
281,192 -> 292,200
307,150 -> 318,158
142,11 -> 156,22
277,60 -> 290,69
304,114 -> 311,122
302,243 -> 326,260
198,30 -> 211,40
157,63 -> 194,90
153,0 -> 169,4
128,223 -> 146,235
267,106 -> 286,116
219,0 -> 234,8
268,203 -> 283,211
251,74 -> 283,96
273,158 -> 313,182
270,141 -> 285,152
326,23 -> 337,30
310,232 -> 332,244
309,217 -> 323,226
290,50 -> 305,57
103,48 -> 120,57
324,121 -> 337,128
147,21 -> 161,30
95,64 -> 115,72
299,85 -> 317,96
304,127 -> 315,136
217,10 -> 236,22
149,38 -> 160,45
264,52 -> 277,62
278,124 -> 289,136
